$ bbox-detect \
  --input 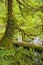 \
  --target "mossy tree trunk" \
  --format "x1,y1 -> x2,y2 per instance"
0,0 -> 15,48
